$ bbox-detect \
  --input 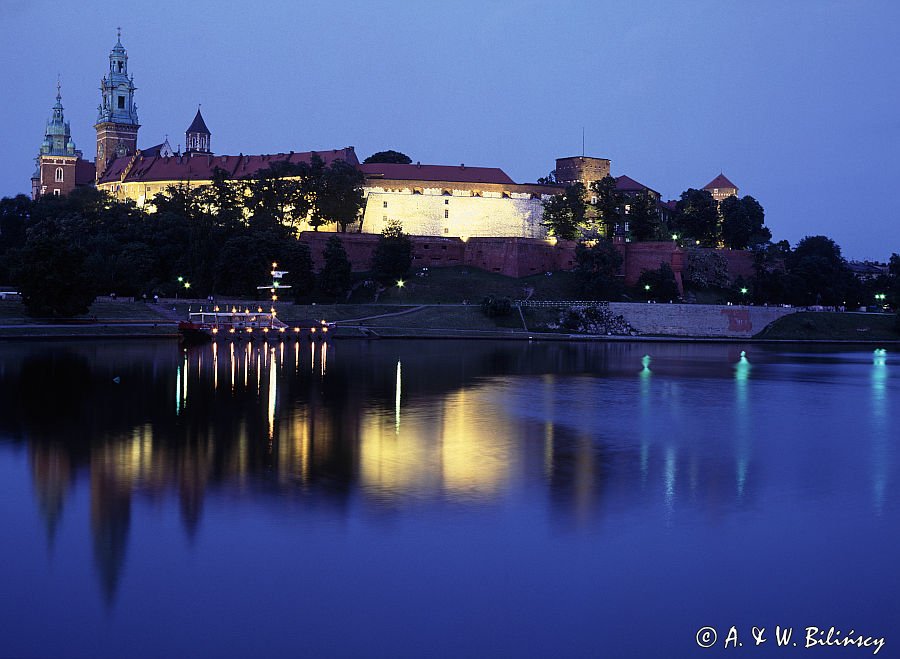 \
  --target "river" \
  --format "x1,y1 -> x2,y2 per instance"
0,339 -> 896,657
